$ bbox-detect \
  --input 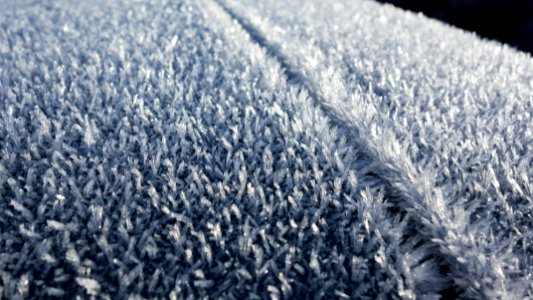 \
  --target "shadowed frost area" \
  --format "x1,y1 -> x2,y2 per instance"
0,0 -> 532,299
